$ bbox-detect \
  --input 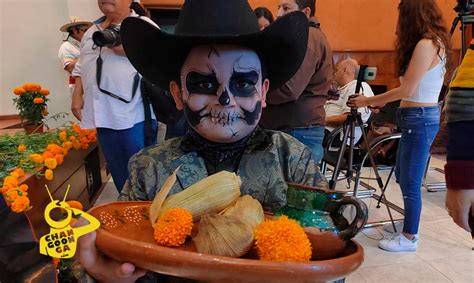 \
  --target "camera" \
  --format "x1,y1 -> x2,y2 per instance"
92,24 -> 121,48
354,66 -> 377,81
454,0 -> 474,15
